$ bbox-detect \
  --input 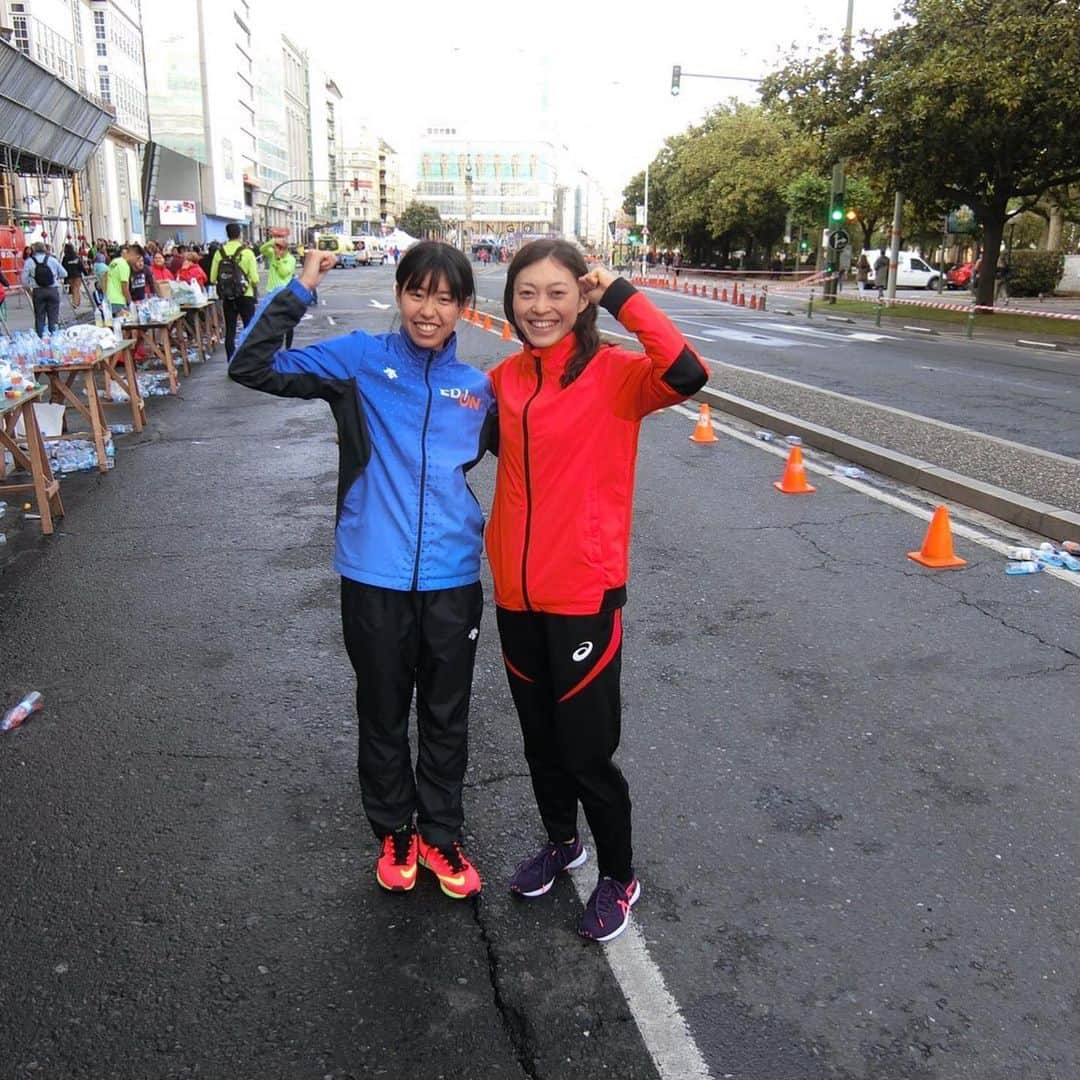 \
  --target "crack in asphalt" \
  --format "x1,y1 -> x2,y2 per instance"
936,583 -> 1080,661
1004,661 -> 1080,679
470,896 -> 537,1080
464,770 -> 531,790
